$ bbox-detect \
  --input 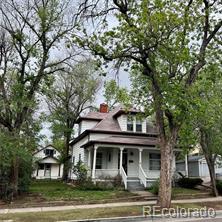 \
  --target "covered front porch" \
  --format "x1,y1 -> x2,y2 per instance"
85,144 -> 174,189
